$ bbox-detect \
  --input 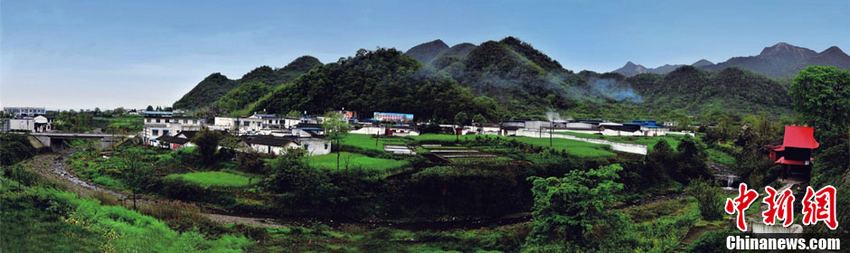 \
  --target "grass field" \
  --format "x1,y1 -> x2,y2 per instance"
706,148 -> 736,166
307,152 -> 409,172
504,136 -> 615,158
412,134 -> 476,142
558,131 -> 687,150
165,170 -> 260,188
341,134 -> 409,152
